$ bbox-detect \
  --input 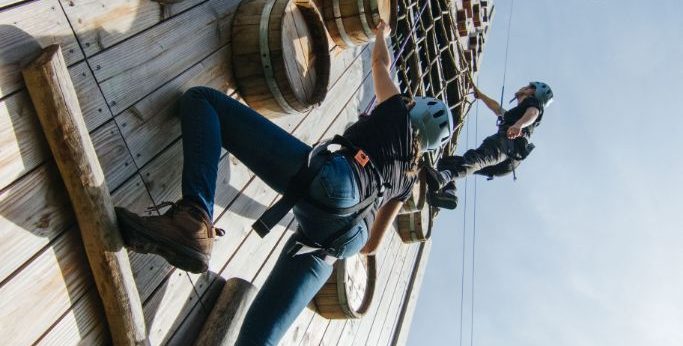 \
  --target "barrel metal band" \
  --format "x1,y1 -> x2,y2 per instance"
260,0 -> 298,114
333,0 -> 356,47
357,0 -> 374,39
335,259 -> 356,317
